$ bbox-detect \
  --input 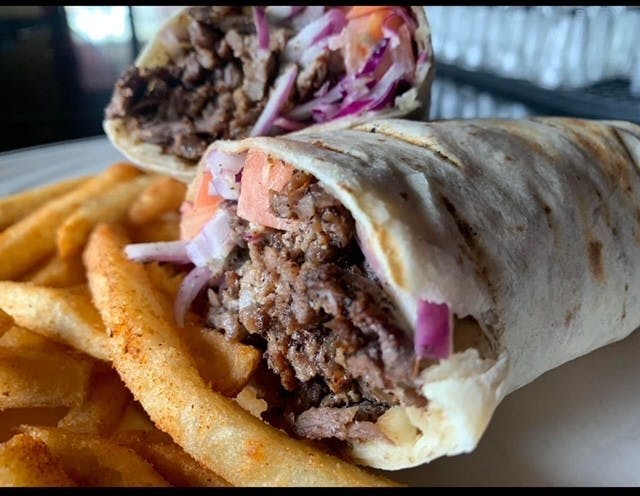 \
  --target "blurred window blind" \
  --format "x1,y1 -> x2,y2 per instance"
426,6 -> 640,122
